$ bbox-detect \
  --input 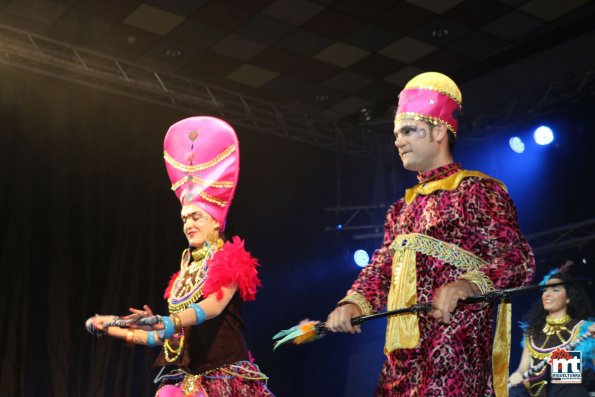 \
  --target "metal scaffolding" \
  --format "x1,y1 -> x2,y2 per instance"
324,204 -> 387,241
526,218 -> 595,257
326,203 -> 595,257
0,23 -> 388,159
458,68 -> 595,147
